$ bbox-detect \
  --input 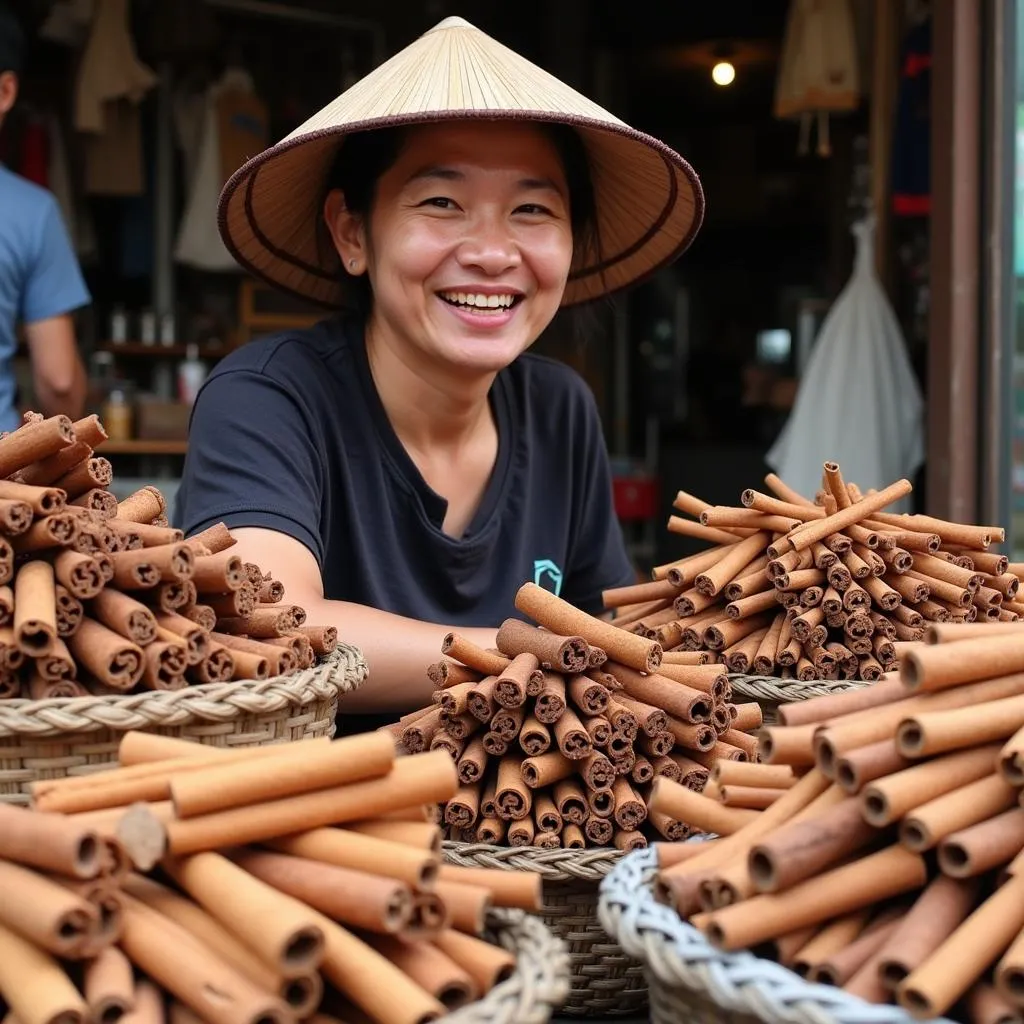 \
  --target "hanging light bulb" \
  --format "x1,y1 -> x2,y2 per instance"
712,60 -> 736,86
